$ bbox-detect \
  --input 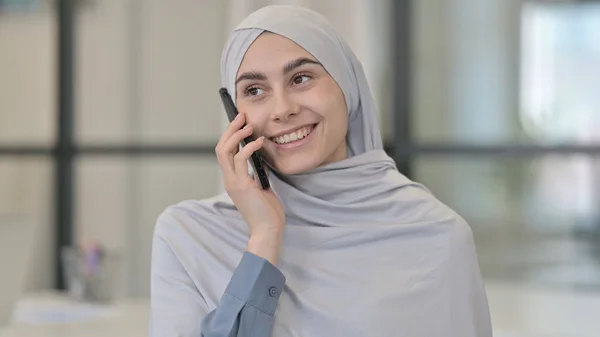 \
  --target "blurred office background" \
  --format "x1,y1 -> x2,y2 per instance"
0,0 -> 599,336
